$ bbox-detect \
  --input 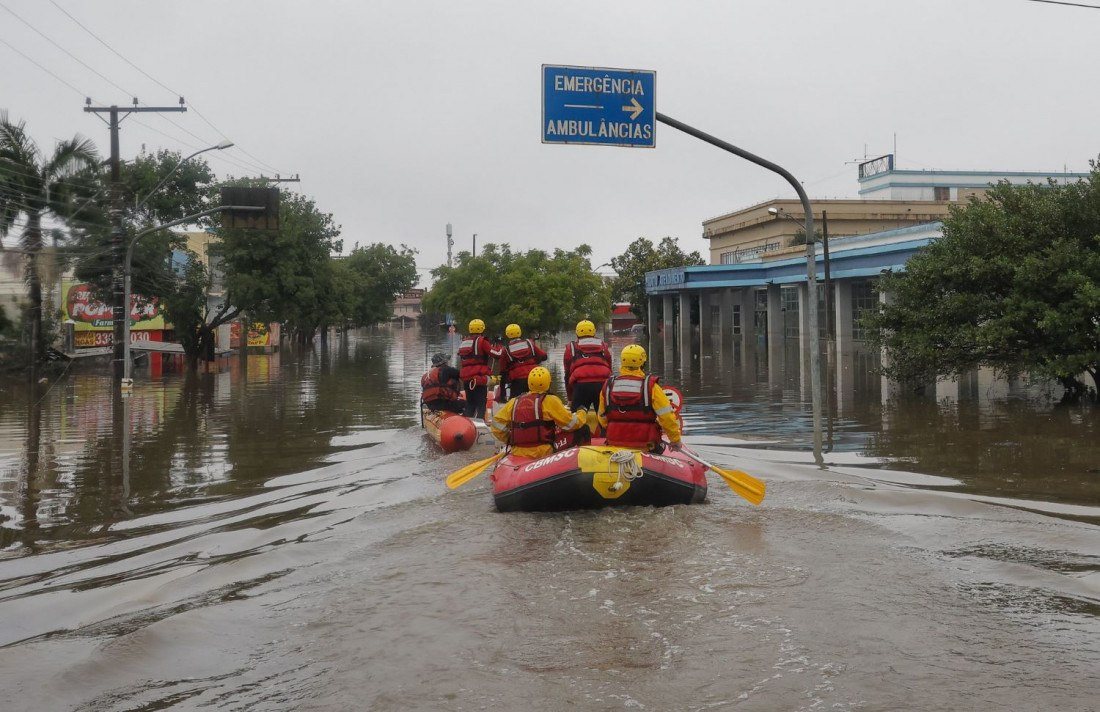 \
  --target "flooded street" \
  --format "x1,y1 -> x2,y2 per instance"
1,327 -> 1097,711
